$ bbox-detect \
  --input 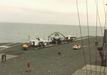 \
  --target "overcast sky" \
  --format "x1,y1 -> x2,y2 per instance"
0,0 -> 106,26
